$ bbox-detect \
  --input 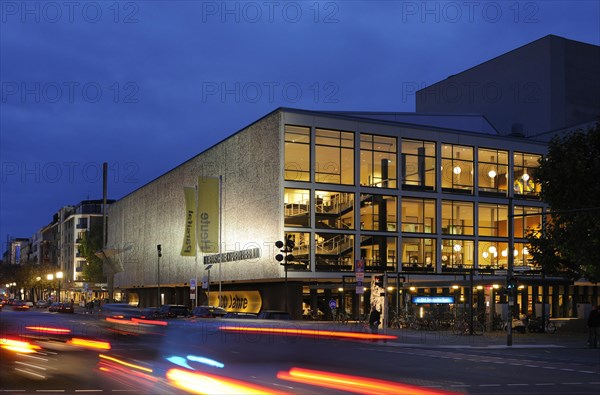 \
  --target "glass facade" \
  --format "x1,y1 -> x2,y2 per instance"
360,134 -> 397,188
315,128 -> 354,184
282,123 -> 544,273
